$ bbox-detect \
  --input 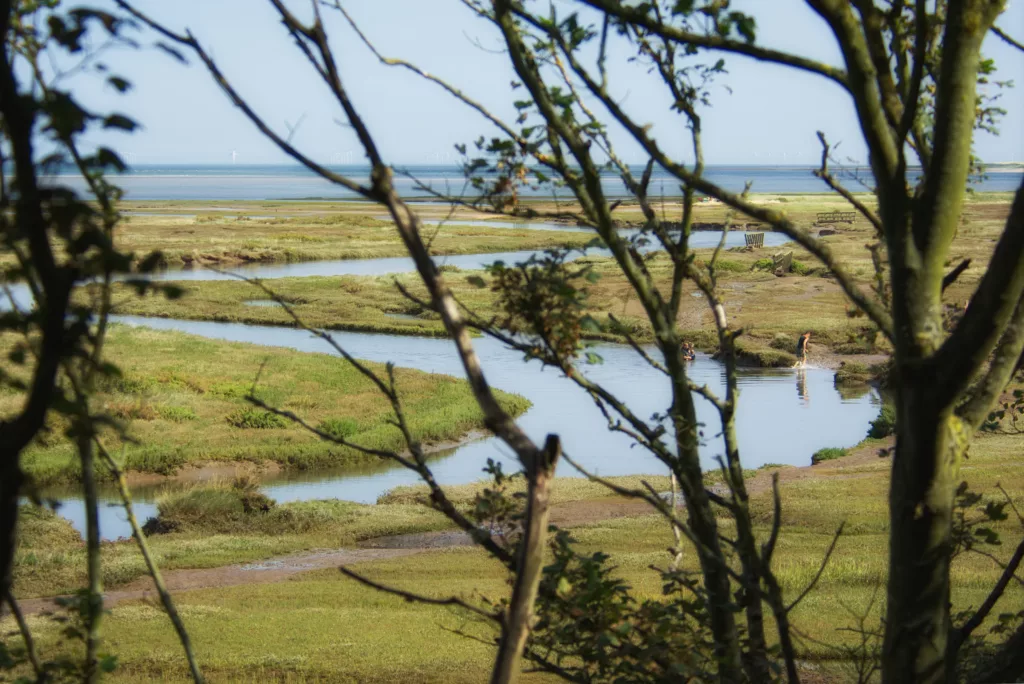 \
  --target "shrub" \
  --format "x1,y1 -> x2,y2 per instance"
769,333 -> 795,351
233,475 -> 275,514
158,405 -> 197,423
15,505 -> 82,549
791,260 -> 813,276
98,374 -> 155,395
225,407 -> 289,429
811,447 -> 848,465
318,417 -> 360,440
868,404 -> 897,438
712,259 -> 747,272
146,479 -> 276,534
752,257 -> 775,271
